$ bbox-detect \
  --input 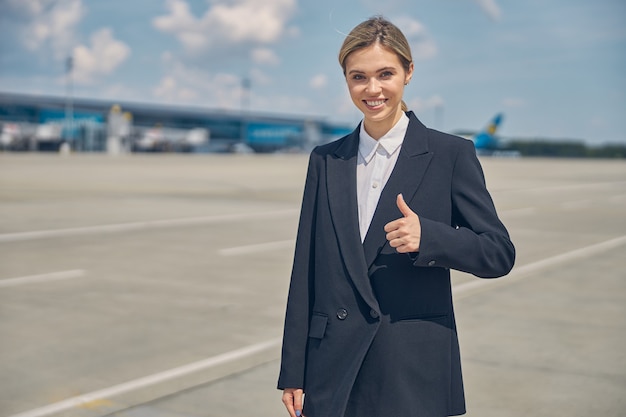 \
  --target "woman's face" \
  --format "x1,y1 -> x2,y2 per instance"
344,42 -> 413,136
